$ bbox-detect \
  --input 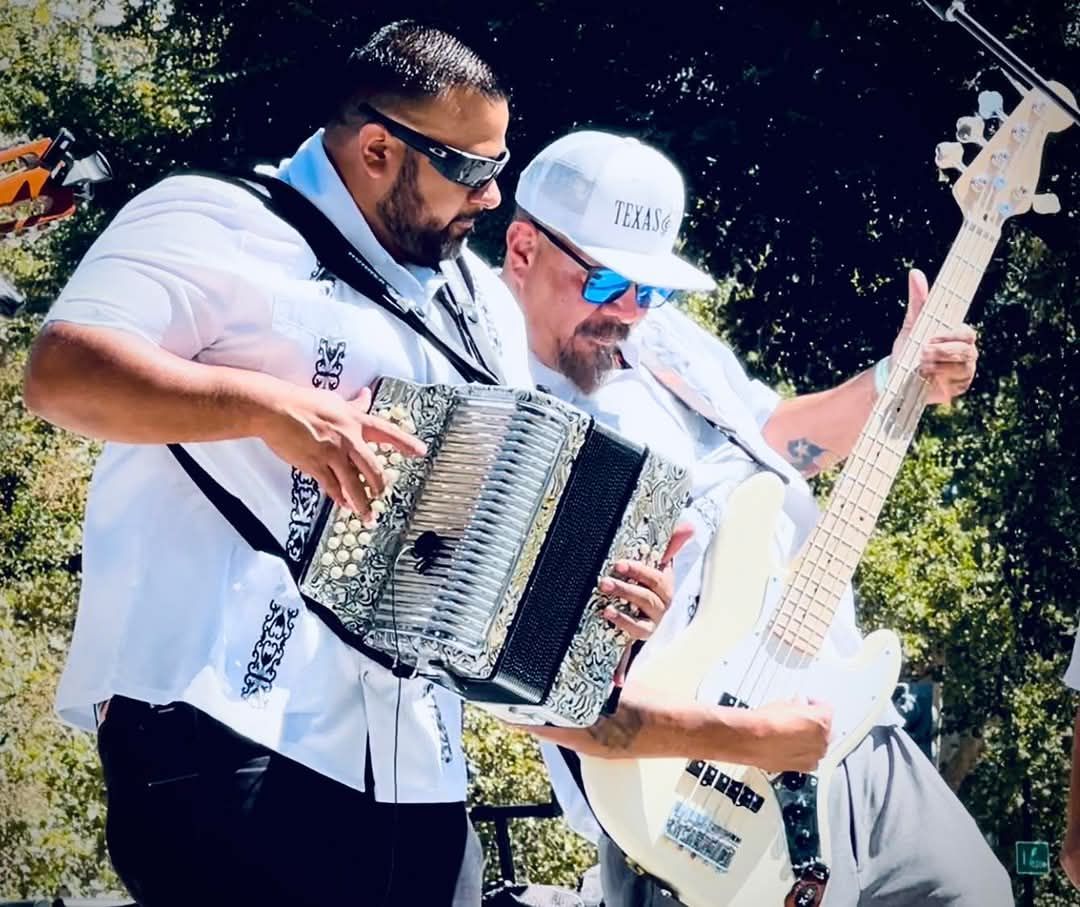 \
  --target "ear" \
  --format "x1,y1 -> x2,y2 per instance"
504,220 -> 538,279
356,122 -> 396,180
